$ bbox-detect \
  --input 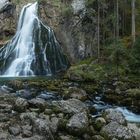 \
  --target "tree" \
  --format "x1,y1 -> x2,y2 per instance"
132,0 -> 136,45
97,0 -> 100,60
